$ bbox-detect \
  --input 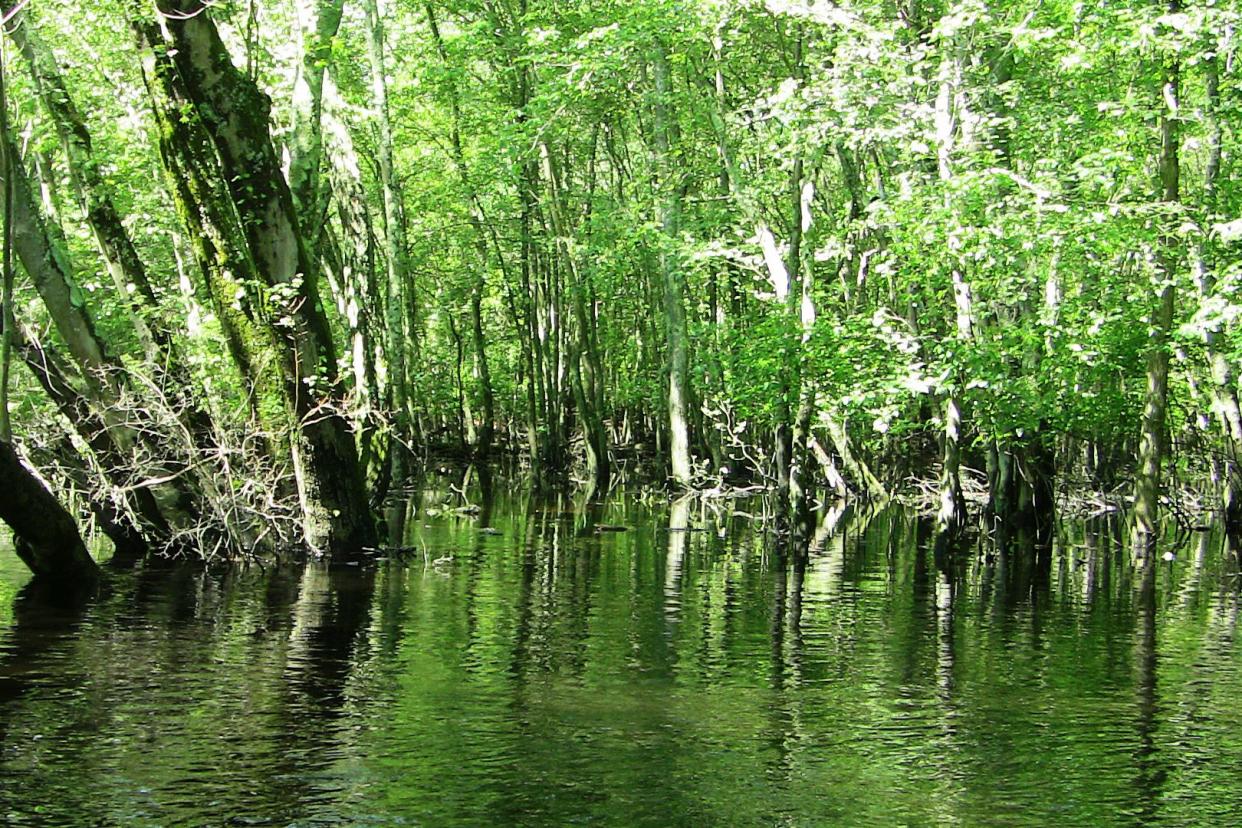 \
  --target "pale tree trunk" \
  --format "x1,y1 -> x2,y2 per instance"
1132,3 -> 1181,549
823,411 -> 887,499
6,131 -> 115,399
823,142 -> 888,501
322,84 -> 382,476
4,129 -> 216,541
287,0 -> 345,247
934,36 -> 971,534
7,314 -> 174,547
777,31 -> 812,531
363,0 -> 413,480
652,41 -> 692,488
7,12 -> 218,451
698,28 -> 739,473
788,177 -> 817,525
5,12 -> 165,360
1,48 -> 97,579
1193,45 -> 1242,530
154,0 -> 374,554
501,18 -> 544,475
